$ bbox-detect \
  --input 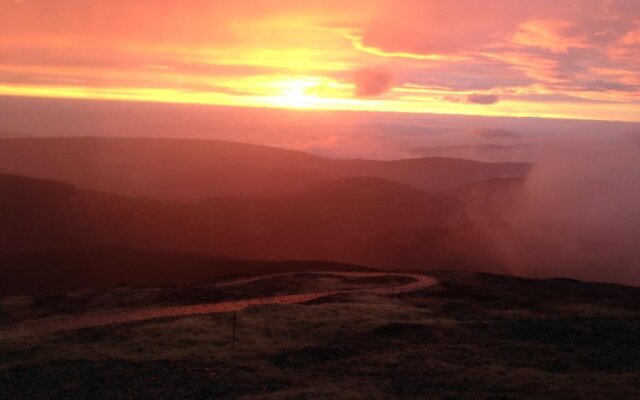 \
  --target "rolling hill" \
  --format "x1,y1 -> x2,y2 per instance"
0,247 -> 367,297
405,144 -> 534,162
0,137 -> 531,198
0,173 -> 466,267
